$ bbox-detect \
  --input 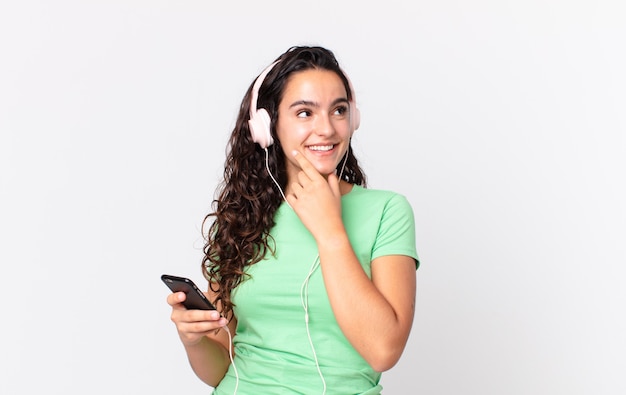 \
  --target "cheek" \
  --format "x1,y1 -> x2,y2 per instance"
276,120 -> 310,145
336,118 -> 352,136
